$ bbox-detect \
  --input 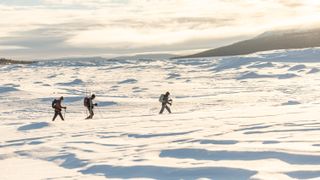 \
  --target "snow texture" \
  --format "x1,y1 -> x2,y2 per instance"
1,48 -> 320,179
